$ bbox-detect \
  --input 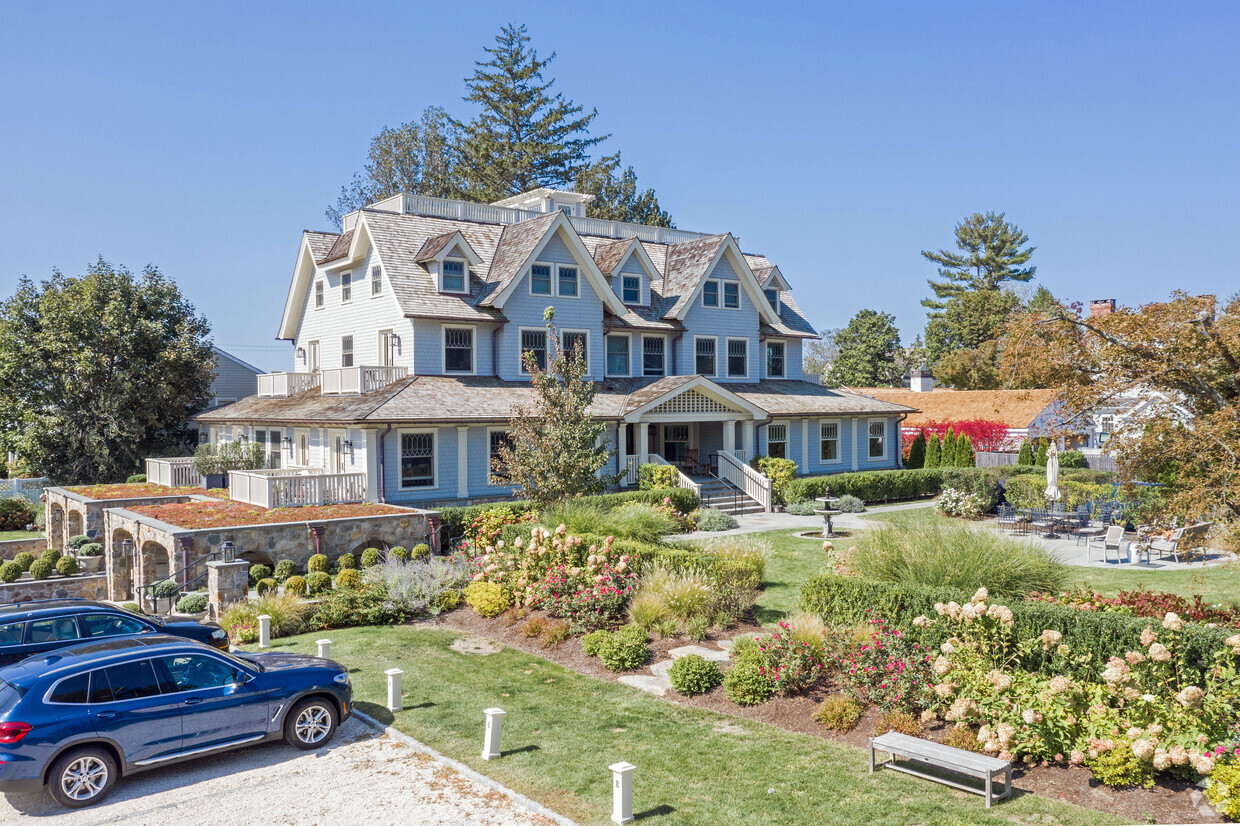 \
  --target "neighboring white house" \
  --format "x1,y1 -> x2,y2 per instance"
1080,388 -> 1192,454
205,347 -> 263,409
